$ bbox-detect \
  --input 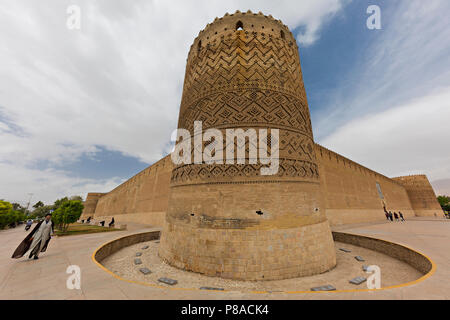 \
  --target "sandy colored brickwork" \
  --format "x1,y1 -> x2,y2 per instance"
101,238 -> 423,292
82,13 -> 443,278
393,175 -> 443,217
84,146 -> 443,227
